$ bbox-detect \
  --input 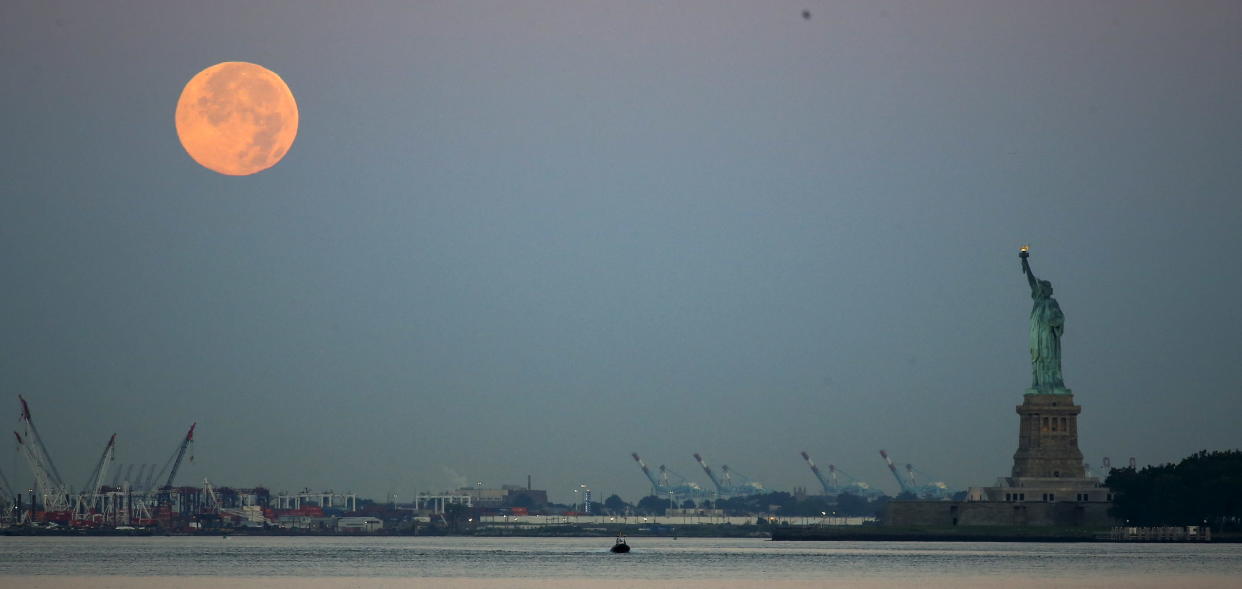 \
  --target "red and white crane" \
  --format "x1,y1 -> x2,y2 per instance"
81,434 -> 118,497
72,434 -> 118,522
801,451 -> 835,495
693,452 -> 725,494
150,423 -> 196,496
15,395 -> 70,512
879,449 -> 914,495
